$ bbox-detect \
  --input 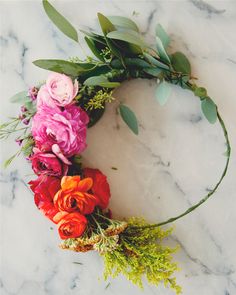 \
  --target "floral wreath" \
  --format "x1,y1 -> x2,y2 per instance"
1,1 -> 231,294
